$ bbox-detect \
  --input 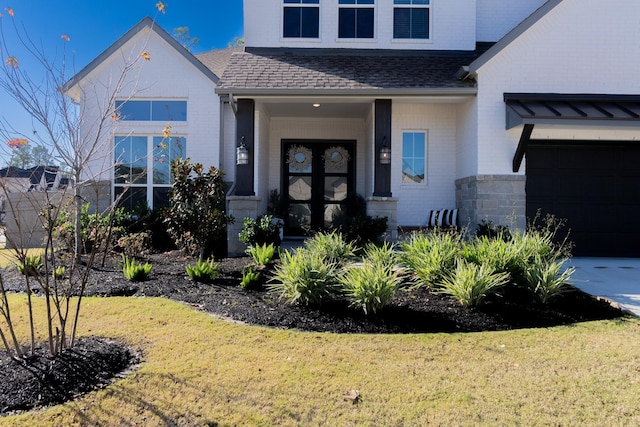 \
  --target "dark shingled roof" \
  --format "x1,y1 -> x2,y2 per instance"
196,46 -> 245,79
217,44 -> 493,93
